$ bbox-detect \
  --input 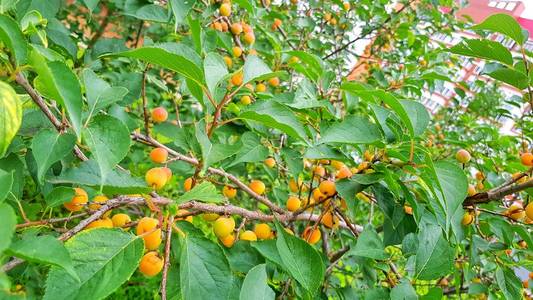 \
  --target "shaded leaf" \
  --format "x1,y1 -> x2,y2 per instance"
32,129 -> 76,183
